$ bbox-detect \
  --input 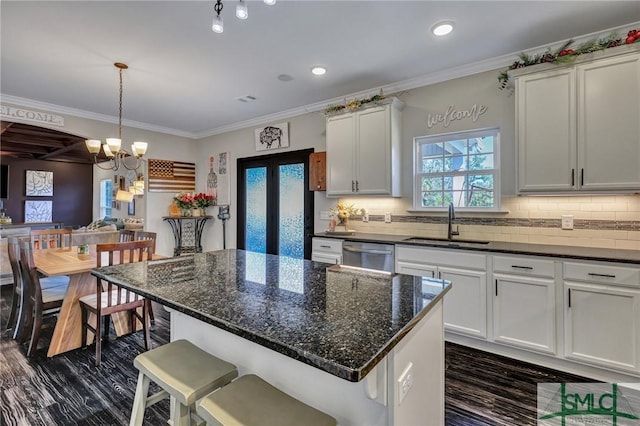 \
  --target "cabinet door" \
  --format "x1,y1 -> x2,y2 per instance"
517,68 -> 576,192
395,261 -> 437,279
578,53 -> 640,190
355,106 -> 390,194
493,274 -> 556,354
440,267 -> 487,339
564,281 -> 640,372
326,114 -> 356,196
